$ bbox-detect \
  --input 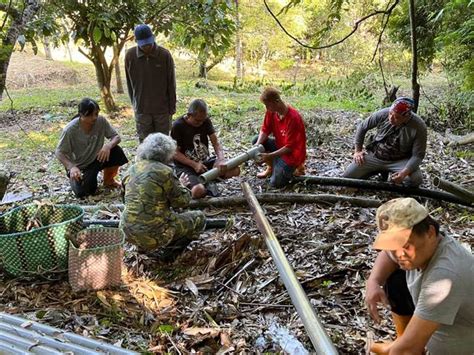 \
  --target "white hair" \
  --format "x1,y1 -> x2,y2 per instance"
137,133 -> 176,163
